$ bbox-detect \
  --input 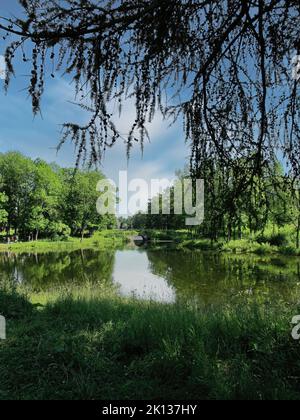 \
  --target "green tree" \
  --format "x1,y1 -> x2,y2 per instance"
0,152 -> 36,235
27,159 -> 63,240
62,169 -> 109,240
0,193 -> 8,231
